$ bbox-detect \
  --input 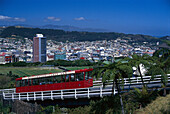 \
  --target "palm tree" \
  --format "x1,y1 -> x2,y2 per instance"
129,87 -> 159,108
153,48 -> 170,63
127,54 -> 153,88
92,61 -> 132,114
149,56 -> 170,96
